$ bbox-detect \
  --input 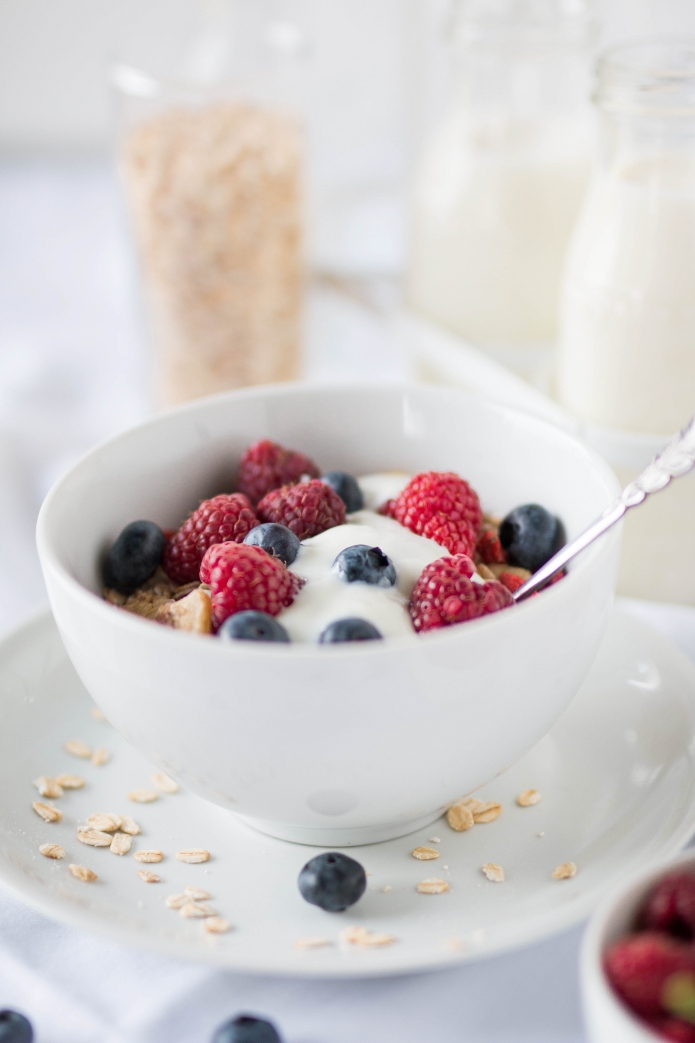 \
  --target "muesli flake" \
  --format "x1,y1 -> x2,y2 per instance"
417,877 -> 449,895
138,870 -> 161,883
134,850 -> 164,863
65,740 -> 92,759
517,789 -> 541,807
33,776 -> 63,799
176,849 -> 210,864
39,843 -> 65,859
69,864 -> 97,882
128,789 -> 159,804
152,772 -> 179,794
32,801 -> 62,823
